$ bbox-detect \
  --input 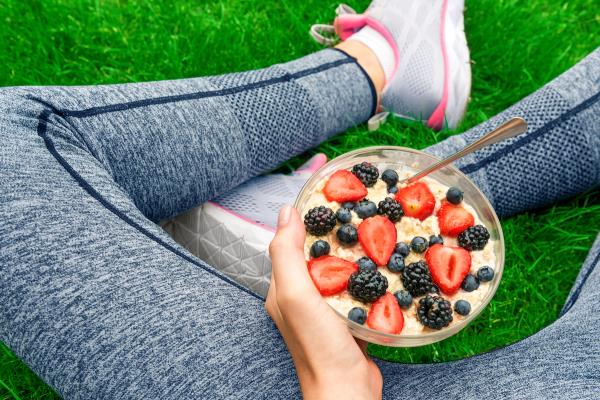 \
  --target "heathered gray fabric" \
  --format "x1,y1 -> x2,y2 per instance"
0,49 -> 372,399
0,45 -> 599,400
